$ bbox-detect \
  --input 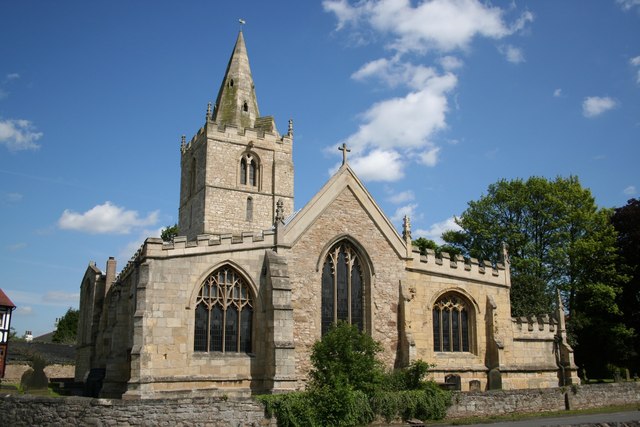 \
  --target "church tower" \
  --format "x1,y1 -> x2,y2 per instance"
178,31 -> 294,240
